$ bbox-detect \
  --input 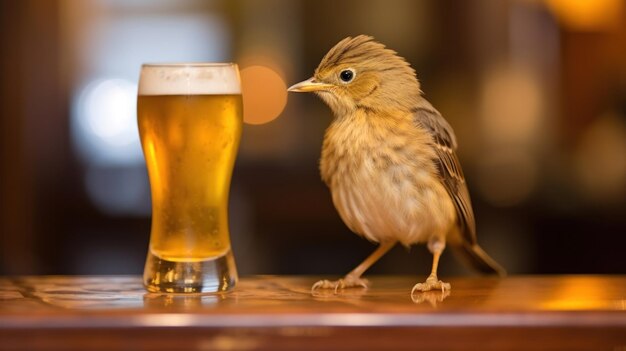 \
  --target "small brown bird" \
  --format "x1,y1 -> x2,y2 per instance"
288,35 -> 505,293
